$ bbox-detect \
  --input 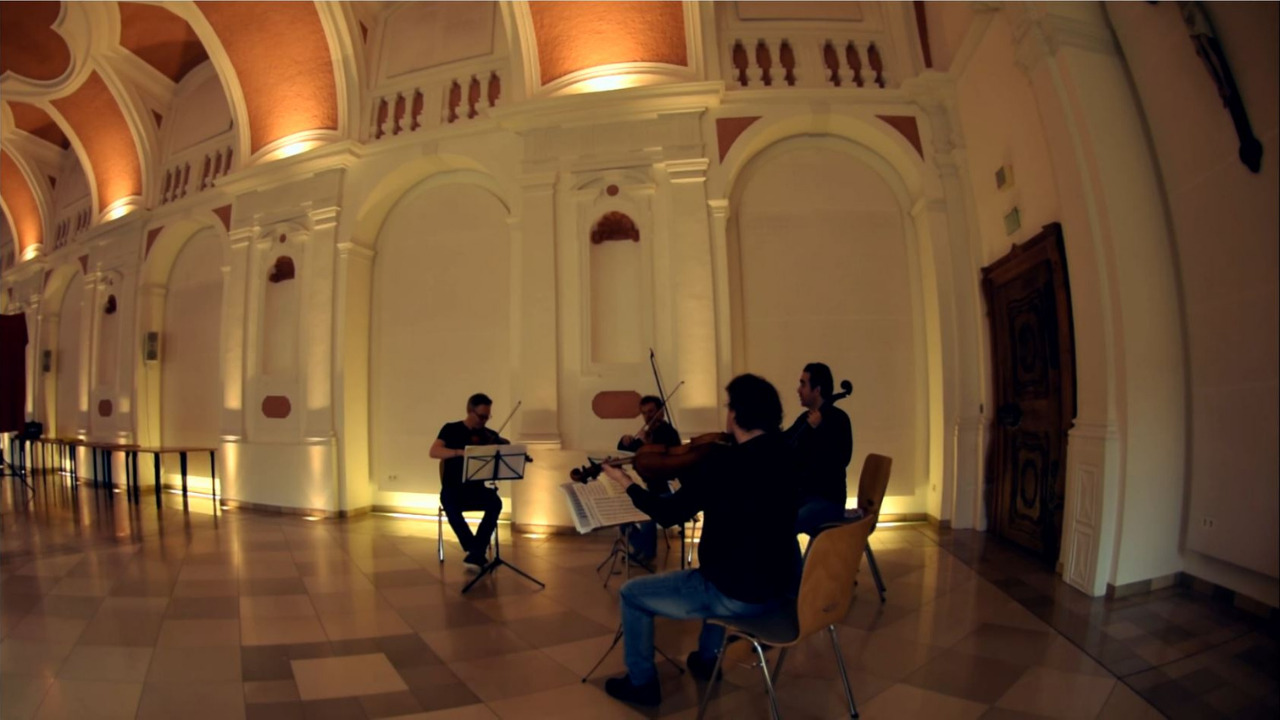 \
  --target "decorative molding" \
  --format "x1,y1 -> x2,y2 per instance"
1008,5 -> 1119,76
